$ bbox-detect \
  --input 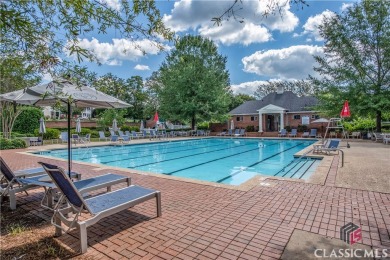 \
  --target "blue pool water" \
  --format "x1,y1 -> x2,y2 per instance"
35,138 -> 320,185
